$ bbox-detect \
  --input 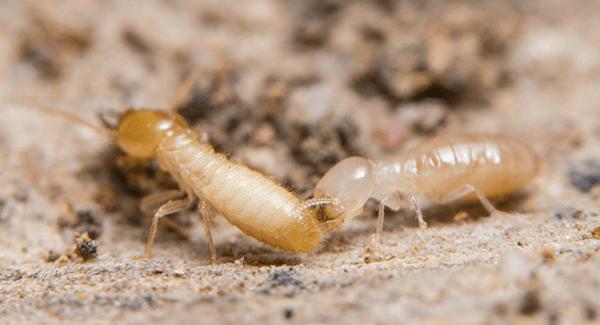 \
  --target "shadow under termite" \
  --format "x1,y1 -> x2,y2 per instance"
382,189 -> 534,231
